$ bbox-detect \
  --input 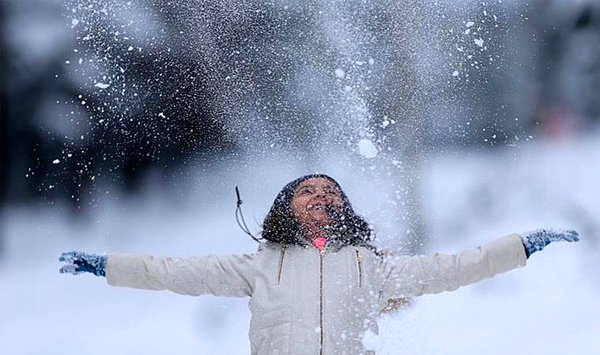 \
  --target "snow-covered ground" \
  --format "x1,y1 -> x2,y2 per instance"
1,131 -> 598,355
